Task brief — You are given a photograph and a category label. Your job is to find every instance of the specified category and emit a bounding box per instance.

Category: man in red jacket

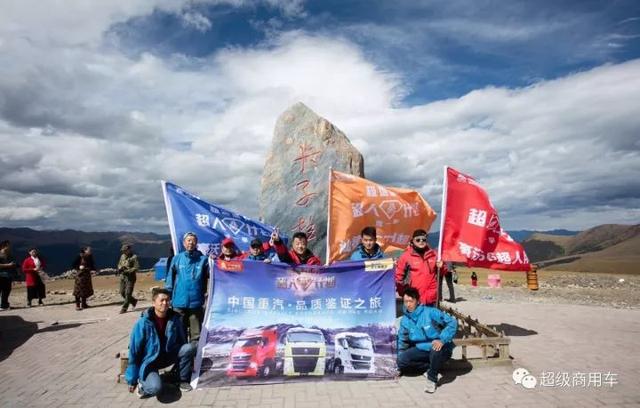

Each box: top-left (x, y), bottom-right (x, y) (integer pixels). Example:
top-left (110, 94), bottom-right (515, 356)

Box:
top-left (270, 230), bottom-right (321, 266)
top-left (218, 238), bottom-right (244, 261)
top-left (395, 229), bottom-right (446, 306)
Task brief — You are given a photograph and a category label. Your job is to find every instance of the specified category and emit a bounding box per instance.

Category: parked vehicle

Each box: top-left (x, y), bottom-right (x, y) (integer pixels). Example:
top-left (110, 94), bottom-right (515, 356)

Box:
top-left (226, 328), bottom-right (279, 378)
top-left (283, 327), bottom-right (326, 376)
top-left (331, 332), bottom-right (375, 375)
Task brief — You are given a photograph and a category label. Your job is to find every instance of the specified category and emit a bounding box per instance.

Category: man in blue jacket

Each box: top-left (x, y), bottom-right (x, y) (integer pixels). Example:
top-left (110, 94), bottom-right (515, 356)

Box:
top-left (165, 232), bottom-right (209, 343)
top-left (126, 288), bottom-right (196, 397)
top-left (397, 286), bottom-right (457, 393)
top-left (349, 226), bottom-right (385, 260)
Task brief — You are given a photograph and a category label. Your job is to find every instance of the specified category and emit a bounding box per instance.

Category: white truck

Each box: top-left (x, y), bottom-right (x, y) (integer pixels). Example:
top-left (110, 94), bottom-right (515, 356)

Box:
top-left (283, 327), bottom-right (326, 376)
top-left (331, 332), bottom-right (375, 375)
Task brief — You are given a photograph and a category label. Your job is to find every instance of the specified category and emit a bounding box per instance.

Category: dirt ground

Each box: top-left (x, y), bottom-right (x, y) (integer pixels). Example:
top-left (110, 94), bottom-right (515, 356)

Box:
top-left (6, 268), bottom-right (640, 311)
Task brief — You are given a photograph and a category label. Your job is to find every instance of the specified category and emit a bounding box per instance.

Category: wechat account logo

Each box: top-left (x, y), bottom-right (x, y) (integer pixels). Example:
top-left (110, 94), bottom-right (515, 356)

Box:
top-left (513, 368), bottom-right (537, 389)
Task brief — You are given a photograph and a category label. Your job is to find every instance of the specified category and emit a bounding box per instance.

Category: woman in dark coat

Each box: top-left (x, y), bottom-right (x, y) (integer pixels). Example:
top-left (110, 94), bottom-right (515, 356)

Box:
top-left (72, 246), bottom-right (95, 310)
top-left (21, 248), bottom-right (47, 306)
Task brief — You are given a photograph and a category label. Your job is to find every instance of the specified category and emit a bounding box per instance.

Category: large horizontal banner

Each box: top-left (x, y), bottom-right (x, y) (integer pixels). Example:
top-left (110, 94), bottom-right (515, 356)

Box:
top-left (192, 259), bottom-right (397, 388)
top-left (162, 181), bottom-right (285, 257)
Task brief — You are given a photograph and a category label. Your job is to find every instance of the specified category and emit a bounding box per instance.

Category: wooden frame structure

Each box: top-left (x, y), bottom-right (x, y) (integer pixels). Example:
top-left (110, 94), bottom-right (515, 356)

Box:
top-left (441, 305), bottom-right (512, 367)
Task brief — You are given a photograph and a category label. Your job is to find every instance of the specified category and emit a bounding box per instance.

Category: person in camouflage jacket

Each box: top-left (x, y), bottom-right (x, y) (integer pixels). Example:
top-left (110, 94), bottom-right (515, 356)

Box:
top-left (118, 244), bottom-right (140, 314)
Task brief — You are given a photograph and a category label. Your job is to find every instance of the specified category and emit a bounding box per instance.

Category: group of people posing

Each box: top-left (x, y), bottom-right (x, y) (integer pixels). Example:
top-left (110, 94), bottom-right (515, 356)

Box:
top-left (0, 241), bottom-right (142, 314)
top-left (126, 226), bottom-right (458, 398)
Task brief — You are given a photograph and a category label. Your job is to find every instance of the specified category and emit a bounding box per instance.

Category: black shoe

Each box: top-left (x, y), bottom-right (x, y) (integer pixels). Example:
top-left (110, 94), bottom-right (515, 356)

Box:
top-left (119, 309), bottom-right (127, 314)
top-left (131, 298), bottom-right (138, 309)
top-left (38, 300), bottom-right (44, 305)
top-left (179, 382), bottom-right (192, 392)
top-left (82, 304), bottom-right (90, 309)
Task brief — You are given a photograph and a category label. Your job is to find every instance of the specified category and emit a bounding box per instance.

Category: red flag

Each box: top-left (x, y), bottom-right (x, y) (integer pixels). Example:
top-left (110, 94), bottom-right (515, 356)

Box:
top-left (438, 166), bottom-right (530, 271)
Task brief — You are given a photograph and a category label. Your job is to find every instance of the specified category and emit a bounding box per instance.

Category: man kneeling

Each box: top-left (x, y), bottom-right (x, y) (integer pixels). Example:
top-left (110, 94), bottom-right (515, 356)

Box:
top-left (126, 288), bottom-right (196, 398)
top-left (397, 287), bottom-right (457, 393)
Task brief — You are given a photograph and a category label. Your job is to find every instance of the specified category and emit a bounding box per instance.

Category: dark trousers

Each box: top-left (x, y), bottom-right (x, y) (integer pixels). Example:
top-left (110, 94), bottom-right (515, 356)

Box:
top-left (174, 307), bottom-right (204, 343)
top-left (398, 345), bottom-right (453, 382)
top-left (27, 278), bottom-right (46, 303)
top-left (0, 276), bottom-right (12, 309)
top-left (138, 343), bottom-right (196, 396)
top-left (119, 276), bottom-right (137, 310)
top-left (75, 296), bottom-right (88, 308)
top-left (438, 272), bottom-right (455, 301)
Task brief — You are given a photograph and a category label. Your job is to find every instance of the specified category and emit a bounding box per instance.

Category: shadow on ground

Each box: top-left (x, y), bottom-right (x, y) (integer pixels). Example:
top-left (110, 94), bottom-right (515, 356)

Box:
top-left (489, 323), bottom-right (538, 336)
top-left (156, 384), bottom-right (182, 404)
top-left (0, 315), bottom-right (96, 362)
top-left (7, 300), bottom-right (127, 310)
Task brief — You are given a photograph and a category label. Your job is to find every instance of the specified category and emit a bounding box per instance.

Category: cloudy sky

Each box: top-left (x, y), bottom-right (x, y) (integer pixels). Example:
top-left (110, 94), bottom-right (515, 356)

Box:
top-left (1, 0), bottom-right (639, 233)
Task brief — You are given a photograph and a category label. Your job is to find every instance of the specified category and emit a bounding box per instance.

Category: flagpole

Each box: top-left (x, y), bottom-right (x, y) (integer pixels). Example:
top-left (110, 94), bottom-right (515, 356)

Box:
top-left (437, 165), bottom-right (449, 262)
top-left (436, 166), bottom-right (449, 309)
top-left (325, 168), bottom-right (333, 265)
top-left (161, 180), bottom-right (179, 254)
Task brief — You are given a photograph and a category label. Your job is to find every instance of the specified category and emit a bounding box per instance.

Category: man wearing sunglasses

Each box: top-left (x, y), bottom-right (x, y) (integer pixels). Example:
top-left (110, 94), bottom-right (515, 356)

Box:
top-left (395, 229), bottom-right (447, 306)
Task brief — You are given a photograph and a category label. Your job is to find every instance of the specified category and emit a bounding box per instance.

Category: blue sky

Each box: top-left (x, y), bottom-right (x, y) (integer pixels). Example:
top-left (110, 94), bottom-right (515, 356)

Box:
top-left (0, 0), bottom-right (638, 232)
top-left (111, 0), bottom-right (640, 102)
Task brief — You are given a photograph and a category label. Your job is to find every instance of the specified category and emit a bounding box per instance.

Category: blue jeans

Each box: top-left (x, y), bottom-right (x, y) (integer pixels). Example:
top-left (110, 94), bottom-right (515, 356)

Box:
top-left (398, 344), bottom-right (452, 382)
top-left (139, 343), bottom-right (196, 396)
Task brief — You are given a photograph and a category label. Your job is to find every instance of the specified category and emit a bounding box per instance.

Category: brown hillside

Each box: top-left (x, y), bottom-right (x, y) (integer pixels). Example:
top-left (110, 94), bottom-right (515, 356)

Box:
top-left (540, 233), bottom-right (640, 274)
top-left (565, 224), bottom-right (640, 254)
top-left (527, 233), bottom-right (573, 247)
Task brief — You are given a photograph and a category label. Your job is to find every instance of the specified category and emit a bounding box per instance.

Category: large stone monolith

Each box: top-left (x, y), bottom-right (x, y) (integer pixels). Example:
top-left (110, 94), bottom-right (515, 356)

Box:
top-left (260, 102), bottom-right (365, 261)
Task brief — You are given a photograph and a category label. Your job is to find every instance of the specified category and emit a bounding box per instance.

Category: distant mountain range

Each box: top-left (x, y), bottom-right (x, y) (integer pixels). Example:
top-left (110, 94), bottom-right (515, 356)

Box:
top-left (521, 224), bottom-right (640, 274)
top-left (0, 228), bottom-right (171, 276)
top-left (2, 225), bottom-right (636, 276)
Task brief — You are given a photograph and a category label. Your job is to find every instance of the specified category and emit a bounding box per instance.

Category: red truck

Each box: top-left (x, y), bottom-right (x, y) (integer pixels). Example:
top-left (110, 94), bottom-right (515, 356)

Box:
top-left (226, 328), bottom-right (279, 378)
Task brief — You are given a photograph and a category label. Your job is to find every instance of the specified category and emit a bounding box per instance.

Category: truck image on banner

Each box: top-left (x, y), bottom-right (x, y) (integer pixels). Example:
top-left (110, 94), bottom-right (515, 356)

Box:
top-left (330, 332), bottom-right (375, 375)
top-left (191, 259), bottom-right (397, 388)
top-left (226, 328), bottom-right (280, 378)
top-left (284, 328), bottom-right (326, 376)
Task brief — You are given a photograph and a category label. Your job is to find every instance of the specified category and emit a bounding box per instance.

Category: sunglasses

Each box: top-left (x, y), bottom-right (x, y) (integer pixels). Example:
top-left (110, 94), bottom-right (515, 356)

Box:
top-left (413, 237), bottom-right (428, 243)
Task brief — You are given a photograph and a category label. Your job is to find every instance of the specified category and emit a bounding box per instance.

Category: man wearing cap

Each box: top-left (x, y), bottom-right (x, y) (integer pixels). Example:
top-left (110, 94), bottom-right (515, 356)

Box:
top-left (243, 238), bottom-right (272, 262)
top-left (218, 238), bottom-right (243, 261)
top-left (118, 244), bottom-right (140, 314)
top-left (395, 229), bottom-right (447, 306)
top-left (165, 232), bottom-right (209, 343)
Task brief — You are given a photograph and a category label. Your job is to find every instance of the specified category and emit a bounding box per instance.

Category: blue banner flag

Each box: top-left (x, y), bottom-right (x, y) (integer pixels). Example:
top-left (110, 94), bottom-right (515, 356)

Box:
top-left (192, 259), bottom-right (397, 388)
top-left (162, 181), bottom-right (284, 257)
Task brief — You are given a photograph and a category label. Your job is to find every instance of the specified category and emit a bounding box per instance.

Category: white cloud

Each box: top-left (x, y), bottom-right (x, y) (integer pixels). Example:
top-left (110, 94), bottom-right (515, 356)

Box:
top-left (181, 11), bottom-right (213, 32)
top-left (0, 2), bottom-right (638, 233)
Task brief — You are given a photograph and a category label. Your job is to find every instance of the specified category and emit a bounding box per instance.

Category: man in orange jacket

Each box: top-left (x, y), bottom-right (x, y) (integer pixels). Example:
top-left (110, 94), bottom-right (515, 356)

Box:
top-left (395, 229), bottom-right (446, 306)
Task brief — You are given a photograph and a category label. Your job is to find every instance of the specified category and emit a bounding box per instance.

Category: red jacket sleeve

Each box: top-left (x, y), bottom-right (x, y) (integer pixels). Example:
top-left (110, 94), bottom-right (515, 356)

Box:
top-left (22, 257), bottom-right (35, 273)
top-left (272, 240), bottom-right (288, 256)
top-left (307, 255), bottom-right (322, 265)
top-left (395, 252), bottom-right (409, 296)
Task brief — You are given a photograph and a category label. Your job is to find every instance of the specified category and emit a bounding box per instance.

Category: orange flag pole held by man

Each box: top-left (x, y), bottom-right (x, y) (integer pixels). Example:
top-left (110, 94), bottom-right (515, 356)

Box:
top-left (437, 166), bottom-right (530, 272)
top-left (327, 170), bottom-right (437, 264)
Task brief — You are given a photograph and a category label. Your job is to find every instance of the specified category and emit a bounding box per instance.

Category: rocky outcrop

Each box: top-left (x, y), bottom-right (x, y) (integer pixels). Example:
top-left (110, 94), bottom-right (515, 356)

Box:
top-left (260, 102), bottom-right (364, 261)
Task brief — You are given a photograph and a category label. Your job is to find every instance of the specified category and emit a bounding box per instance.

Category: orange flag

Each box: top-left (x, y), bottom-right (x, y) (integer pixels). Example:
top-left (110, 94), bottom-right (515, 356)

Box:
top-left (327, 170), bottom-right (437, 263)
